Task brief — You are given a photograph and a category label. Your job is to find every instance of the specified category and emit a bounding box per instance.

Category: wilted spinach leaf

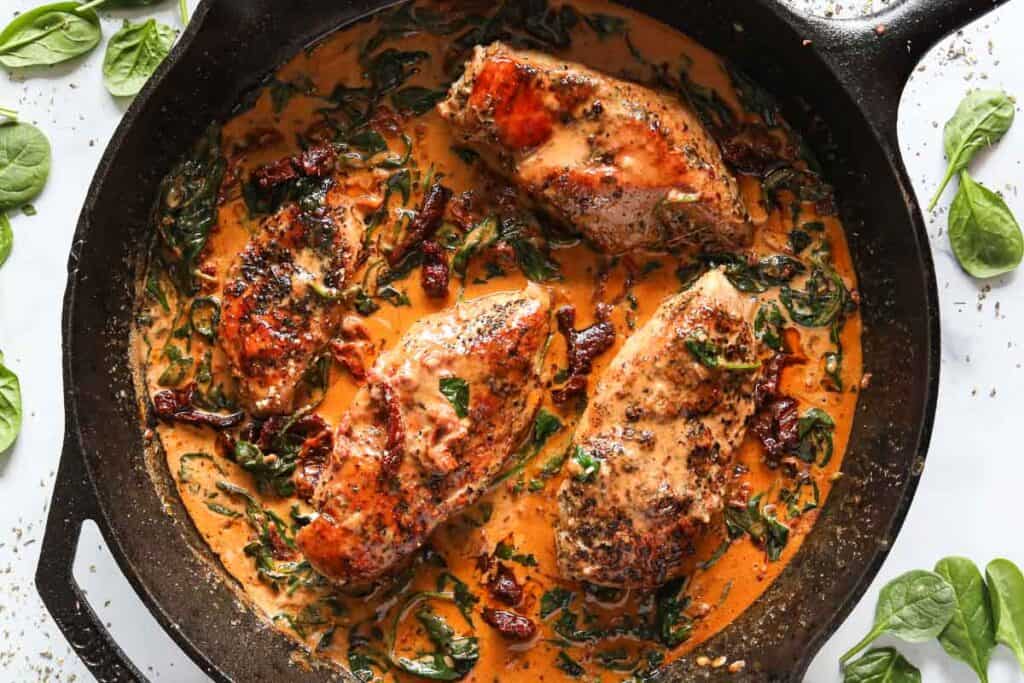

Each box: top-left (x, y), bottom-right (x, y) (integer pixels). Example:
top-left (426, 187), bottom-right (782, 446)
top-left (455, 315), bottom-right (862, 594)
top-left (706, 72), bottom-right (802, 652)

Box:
top-left (391, 86), bottom-right (446, 115)
top-left (584, 13), bottom-right (627, 39)
top-left (156, 125), bottom-right (226, 294)
top-left (795, 408), bottom-right (835, 466)
top-left (755, 302), bottom-right (784, 351)
top-left (439, 377), bottom-right (470, 418)
top-left (780, 265), bottom-right (853, 327)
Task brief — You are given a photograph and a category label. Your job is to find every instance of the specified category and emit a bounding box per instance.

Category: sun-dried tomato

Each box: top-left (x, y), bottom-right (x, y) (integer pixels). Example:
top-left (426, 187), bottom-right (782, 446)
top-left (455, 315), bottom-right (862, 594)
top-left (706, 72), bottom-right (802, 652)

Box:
top-left (296, 145), bottom-right (337, 176)
top-left (487, 563), bottom-right (523, 606)
top-left (551, 305), bottom-right (615, 403)
top-left (153, 384), bottom-right (244, 429)
top-left (379, 383), bottom-right (405, 479)
top-left (751, 395), bottom-right (800, 463)
top-left (252, 157), bottom-right (299, 190)
top-left (481, 608), bottom-right (536, 641)
top-left (420, 240), bottom-right (449, 298)
top-left (390, 183), bottom-right (453, 266)
top-left (295, 425), bottom-right (333, 501)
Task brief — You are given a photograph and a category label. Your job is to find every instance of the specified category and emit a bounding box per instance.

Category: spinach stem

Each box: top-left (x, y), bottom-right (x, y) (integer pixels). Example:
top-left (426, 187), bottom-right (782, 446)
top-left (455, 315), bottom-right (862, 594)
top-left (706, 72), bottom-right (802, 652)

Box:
top-left (75, 0), bottom-right (106, 13)
top-left (927, 163), bottom-right (957, 212)
top-left (838, 626), bottom-right (882, 666)
top-left (179, 0), bottom-right (189, 25)
top-left (0, 107), bottom-right (16, 120)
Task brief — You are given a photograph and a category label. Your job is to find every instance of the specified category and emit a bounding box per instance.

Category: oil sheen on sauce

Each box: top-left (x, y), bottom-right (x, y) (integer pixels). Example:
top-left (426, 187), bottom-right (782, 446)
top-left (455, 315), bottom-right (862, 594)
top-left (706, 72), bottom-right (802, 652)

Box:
top-left (133, 2), bottom-right (864, 680)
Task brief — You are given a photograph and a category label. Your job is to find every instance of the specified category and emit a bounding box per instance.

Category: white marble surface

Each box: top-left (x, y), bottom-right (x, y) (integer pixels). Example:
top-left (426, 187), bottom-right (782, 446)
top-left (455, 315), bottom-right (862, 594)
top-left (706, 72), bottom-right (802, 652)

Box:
top-left (1, 1), bottom-right (1023, 681)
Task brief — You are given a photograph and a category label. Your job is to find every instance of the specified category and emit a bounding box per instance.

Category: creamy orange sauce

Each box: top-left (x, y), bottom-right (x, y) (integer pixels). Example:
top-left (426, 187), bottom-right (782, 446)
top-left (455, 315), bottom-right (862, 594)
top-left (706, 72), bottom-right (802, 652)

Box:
top-left (134, 2), bottom-right (863, 680)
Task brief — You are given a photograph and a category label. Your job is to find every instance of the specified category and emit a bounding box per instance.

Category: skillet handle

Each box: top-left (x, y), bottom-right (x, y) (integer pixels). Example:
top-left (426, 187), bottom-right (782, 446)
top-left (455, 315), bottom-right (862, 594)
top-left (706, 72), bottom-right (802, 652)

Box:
top-left (801, 0), bottom-right (1012, 146)
top-left (35, 434), bottom-right (146, 683)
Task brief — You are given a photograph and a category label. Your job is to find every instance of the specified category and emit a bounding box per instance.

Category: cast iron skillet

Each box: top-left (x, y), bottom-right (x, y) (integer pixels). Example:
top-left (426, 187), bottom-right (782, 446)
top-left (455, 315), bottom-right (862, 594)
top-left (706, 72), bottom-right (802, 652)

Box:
top-left (34, 0), bottom-right (1011, 680)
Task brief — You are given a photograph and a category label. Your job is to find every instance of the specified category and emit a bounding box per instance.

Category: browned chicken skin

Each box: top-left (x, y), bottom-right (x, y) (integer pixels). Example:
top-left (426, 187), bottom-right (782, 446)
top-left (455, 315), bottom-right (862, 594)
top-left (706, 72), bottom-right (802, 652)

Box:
top-left (219, 186), bottom-right (364, 415)
top-left (296, 286), bottom-right (551, 585)
top-left (556, 269), bottom-right (760, 588)
top-left (438, 43), bottom-right (752, 254)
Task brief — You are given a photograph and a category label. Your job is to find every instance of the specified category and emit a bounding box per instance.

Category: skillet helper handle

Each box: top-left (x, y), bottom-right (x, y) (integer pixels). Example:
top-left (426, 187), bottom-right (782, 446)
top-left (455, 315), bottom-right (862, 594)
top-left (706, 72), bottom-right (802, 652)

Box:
top-left (35, 434), bottom-right (146, 683)
top-left (801, 0), bottom-right (1012, 147)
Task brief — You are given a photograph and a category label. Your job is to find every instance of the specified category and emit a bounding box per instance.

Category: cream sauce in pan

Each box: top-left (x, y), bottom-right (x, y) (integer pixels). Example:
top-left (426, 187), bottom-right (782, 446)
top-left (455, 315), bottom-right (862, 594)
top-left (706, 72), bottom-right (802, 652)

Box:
top-left (133, 1), bottom-right (863, 679)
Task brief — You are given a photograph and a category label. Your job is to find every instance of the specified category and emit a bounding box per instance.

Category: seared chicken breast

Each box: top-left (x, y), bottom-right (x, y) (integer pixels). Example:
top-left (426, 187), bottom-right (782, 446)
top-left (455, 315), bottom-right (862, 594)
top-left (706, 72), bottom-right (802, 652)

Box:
top-left (438, 43), bottom-right (751, 254)
top-left (296, 286), bottom-right (551, 585)
top-left (219, 188), bottom-right (363, 415)
top-left (556, 270), bottom-right (759, 588)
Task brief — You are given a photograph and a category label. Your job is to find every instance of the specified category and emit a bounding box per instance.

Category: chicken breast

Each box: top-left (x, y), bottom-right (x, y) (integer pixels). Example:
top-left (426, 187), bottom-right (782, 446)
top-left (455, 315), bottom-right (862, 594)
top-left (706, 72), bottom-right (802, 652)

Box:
top-left (219, 186), bottom-right (363, 415)
top-left (556, 269), bottom-right (759, 588)
top-left (438, 43), bottom-right (751, 254)
top-left (296, 286), bottom-right (551, 585)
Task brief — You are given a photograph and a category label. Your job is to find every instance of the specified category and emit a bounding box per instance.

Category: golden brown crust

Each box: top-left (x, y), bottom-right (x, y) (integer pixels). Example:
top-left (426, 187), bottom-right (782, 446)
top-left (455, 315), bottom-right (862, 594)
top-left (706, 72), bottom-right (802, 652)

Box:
top-left (555, 270), bottom-right (760, 588)
top-left (438, 42), bottom-right (752, 254)
top-left (296, 286), bottom-right (552, 585)
top-left (218, 189), bottom-right (363, 416)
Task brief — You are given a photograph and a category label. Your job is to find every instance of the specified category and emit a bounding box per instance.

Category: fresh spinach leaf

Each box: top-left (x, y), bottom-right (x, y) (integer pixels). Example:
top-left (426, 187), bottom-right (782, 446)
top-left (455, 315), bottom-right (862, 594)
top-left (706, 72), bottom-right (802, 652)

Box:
top-left (985, 558), bottom-right (1024, 671)
top-left (0, 351), bottom-right (22, 454)
top-left (948, 172), bottom-right (1024, 278)
top-left (934, 556), bottom-right (996, 682)
top-left (839, 570), bottom-right (956, 665)
top-left (0, 121), bottom-right (51, 211)
top-left (439, 377), bottom-right (469, 418)
top-left (103, 19), bottom-right (177, 97)
top-left (843, 647), bottom-right (921, 683)
top-left (0, 212), bottom-right (11, 268)
top-left (928, 90), bottom-right (1015, 211)
top-left (0, 2), bottom-right (101, 68)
